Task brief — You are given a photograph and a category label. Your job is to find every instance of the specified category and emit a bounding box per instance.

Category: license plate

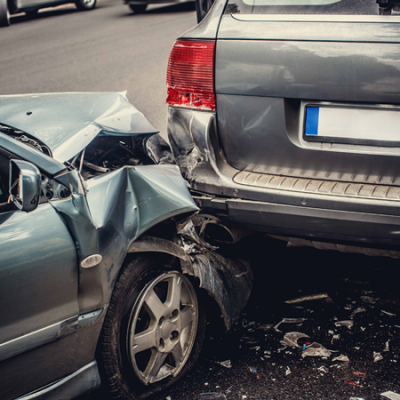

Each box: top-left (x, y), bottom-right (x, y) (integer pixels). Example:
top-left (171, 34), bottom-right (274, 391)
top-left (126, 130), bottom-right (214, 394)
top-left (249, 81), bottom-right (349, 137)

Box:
top-left (304, 106), bottom-right (400, 144)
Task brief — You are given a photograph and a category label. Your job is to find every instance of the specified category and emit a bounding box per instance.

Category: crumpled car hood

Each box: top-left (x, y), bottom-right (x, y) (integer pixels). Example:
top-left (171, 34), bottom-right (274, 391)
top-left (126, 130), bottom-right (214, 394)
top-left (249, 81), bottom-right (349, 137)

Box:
top-left (0, 92), bottom-right (158, 163)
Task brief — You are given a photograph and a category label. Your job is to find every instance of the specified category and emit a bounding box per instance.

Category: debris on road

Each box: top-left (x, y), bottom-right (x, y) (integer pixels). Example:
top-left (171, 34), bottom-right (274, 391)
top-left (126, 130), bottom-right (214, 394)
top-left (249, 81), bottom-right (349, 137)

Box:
top-left (361, 296), bottom-right (377, 304)
top-left (285, 366), bottom-right (291, 376)
top-left (198, 394), bottom-right (227, 400)
top-left (215, 360), bottom-right (232, 369)
top-left (352, 371), bottom-right (367, 376)
top-left (381, 392), bottom-right (400, 400)
top-left (249, 367), bottom-right (257, 374)
top-left (332, 355), bottom-right (350, 362)
top-left (345, 381), bottom-right (364, 388)
top-left (350, 307), bottom-right (367, 319)
top-left (281, 332), bottom-right (310, 348)
top-left (374, 352), bottom-right (383, 362)
top-left (302, 342), bottom-right (333, 358)
top-left (285, 293), bottom-right (331, 304)
top-left (381, 310), bottom-right (396, 317)
top-left (335, 320), bottom-right (354, 329)
top-left (384, 340), bottom-right (391, 352)
top-left (273, 318), bottom-right (306, 332)
top-left (317, 366), bottom-right (329, 374)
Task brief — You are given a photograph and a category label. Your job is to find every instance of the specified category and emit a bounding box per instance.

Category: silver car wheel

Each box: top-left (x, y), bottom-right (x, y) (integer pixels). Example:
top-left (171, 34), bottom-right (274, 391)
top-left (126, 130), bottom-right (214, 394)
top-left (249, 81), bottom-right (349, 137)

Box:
top-left (127, 271), bottom-right (198, 385)
top-left (82, 0), bottom-right (95, 7)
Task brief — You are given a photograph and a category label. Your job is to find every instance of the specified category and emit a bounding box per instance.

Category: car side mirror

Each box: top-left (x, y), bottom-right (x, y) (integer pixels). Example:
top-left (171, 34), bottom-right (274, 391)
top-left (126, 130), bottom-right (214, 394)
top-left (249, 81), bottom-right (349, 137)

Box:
top-left (9, 159), bottom-right (41, 212)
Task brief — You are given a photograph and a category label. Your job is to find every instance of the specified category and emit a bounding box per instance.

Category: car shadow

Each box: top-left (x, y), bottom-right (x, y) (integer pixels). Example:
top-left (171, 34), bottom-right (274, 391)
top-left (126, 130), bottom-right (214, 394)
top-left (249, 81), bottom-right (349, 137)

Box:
top-left (11, 6), bottom-right (78, 24)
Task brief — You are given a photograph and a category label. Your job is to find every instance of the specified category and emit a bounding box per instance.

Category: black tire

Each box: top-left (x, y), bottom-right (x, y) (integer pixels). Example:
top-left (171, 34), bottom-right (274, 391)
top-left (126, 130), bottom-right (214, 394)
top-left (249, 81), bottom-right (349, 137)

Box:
top-left (0, 0), bottom-right (10, 27)
top-left (75, 0), bottom-right (96, 11)
top-left (99, 254), bottom-right (206, 400)
top-left (129, 4), bottom-right (147, 13)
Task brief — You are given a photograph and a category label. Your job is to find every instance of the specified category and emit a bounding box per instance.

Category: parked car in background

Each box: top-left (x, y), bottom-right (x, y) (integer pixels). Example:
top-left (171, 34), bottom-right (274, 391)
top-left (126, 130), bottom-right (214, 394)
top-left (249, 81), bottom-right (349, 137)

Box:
top-left (0, 92), bottom-right (252, 400)
top-left (166, 0), bottom-right (400, 258)
top-left (0, 0), bottom-right (96, 27)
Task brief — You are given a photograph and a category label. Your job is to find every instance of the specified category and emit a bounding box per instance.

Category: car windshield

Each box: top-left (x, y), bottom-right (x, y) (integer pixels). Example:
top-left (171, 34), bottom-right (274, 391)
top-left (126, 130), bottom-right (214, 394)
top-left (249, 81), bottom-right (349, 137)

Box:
top-left (225, 0), bottom-right (383, 15)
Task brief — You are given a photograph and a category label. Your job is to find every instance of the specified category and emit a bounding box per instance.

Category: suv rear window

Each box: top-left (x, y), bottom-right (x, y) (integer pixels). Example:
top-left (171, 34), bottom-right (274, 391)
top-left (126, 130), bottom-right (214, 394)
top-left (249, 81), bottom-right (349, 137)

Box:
top-left (225, 0), bottom-right (381, 15)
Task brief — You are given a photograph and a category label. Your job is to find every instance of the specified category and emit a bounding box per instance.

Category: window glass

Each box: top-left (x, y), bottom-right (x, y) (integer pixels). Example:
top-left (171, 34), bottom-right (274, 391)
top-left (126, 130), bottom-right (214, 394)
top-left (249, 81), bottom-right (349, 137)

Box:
top-left (226, 0), bottom-right (381, 15)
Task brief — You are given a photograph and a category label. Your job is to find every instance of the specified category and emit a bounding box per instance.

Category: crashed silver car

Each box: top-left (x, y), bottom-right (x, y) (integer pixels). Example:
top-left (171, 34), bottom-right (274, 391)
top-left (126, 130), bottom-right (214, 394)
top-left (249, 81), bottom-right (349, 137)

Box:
top-left (0, 92), bottom-right (252, 400)
top-left (166, 0), bottom-right (400, 258)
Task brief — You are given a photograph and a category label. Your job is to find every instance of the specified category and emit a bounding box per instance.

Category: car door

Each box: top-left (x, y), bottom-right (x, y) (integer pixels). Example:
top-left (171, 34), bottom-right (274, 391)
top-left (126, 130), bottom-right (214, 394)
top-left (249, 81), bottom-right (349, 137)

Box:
top-left (0, 156), bottom-right (81, 399)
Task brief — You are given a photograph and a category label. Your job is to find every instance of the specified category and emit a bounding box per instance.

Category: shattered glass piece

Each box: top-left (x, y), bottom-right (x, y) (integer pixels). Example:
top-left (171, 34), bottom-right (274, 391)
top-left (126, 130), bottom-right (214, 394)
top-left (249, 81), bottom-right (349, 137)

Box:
top-left (374, 352), bottom-right (383, 362)
top-left (285, 293), bottom-right (331, 304)
top-left (381, 392), bottom-right (400, 400)
top-left (332, 355), bottom-right (350, 362)
top-left (302, 343), bottom-right (332, 359)
top-left (281, 332), bottom-right (310, 348)
top-left (249, 367), bottom-right (257, 374)
top-left (215, 360), bottom-right (232, 369)
top-left (335, 320), bottom-right (354, 329)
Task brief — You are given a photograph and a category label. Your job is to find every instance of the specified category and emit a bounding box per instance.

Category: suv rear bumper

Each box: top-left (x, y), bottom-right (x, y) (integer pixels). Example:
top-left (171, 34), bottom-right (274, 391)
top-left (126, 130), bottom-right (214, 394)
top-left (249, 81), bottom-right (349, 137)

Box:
top-left (167, 106), bottom-right (400, 248)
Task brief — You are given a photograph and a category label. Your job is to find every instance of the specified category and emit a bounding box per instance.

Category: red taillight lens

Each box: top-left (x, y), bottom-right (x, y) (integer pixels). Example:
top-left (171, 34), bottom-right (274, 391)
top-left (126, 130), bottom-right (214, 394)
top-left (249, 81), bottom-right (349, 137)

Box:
top-left (166, 40), bottom-right (216, 111)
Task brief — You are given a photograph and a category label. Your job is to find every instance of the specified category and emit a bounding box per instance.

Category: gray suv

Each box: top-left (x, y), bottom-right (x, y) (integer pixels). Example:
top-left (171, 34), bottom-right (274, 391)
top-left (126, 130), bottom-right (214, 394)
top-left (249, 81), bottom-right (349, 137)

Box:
top-left (166, 0), bottom-right (400, 254)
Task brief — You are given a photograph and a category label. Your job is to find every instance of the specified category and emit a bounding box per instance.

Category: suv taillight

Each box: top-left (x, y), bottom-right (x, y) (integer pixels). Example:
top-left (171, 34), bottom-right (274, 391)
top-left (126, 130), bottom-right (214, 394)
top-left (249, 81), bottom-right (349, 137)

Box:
top-left (166, 40), bottom-right (216, 111)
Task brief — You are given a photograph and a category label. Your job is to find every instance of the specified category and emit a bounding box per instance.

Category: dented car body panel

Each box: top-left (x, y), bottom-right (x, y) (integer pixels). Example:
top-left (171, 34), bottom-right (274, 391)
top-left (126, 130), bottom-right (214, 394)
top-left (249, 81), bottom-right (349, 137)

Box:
top-left (0, 93), bottom-right (253, 400)
top-left (0, 92), bottom-right (159, 163)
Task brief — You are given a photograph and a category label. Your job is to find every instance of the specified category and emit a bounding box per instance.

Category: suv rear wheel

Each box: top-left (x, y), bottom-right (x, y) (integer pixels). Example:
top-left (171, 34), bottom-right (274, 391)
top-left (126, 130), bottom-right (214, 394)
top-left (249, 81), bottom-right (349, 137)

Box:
top-left (75, 0), bottom-right (96, 11)
top-left (99, 255), bottom-right (206, 399)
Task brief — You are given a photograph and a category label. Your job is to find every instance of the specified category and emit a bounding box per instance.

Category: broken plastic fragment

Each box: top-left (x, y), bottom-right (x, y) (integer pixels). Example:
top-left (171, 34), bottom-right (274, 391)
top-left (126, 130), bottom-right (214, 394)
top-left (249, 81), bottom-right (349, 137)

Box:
top-left (335, 320), bottom-right (354, 329)
top-left (257, 324), bottom-right (273, 331)
top-left (273, 318), bottom-right (306, 332)
top-left (302, 342), bottom-right (332, 359)
top-left (350, 307), bottom-right (367, 319)
top-left (198, 394), bottom-right (227, 400)
top-left (285, 366), bottom-right (291, 376)
top-left (346, 381), bottom-right (363, 388)
top-left (285, 293), bottom-right (331, 304)
top-left (381, 310), bottom-right (396, 317)
top-left (361, 296), bottom-right (376, 304)
top-left (353, 371), bottom-right (367, 376)
top-left (215, 360), bottom-right (232, 369)
top-left (332, 355), bottom-right (350, 362)
top-left (281, 332), bottom-right (310, 348)
top-left (374, 352), bottom-right (383, 362)
top-left (349, 397), bottom-right (365, 400)
top-left (381, 391), bottom-right (400, 400)
top-left (249, 366), bottom-right (257, 374)
top-left (384, 340), bottom-right (390, 352)
top-left (317, 366), bottom-right (329, 374)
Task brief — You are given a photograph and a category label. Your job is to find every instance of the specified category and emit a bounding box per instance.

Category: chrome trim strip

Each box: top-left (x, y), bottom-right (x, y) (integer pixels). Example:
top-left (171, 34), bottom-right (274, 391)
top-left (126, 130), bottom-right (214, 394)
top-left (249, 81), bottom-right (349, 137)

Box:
top-left (16, 361), bottom-right (101, 400)
top-left (0, 308), bottom-right (103, 362)
top-left (231, 14), bottom-right (400, 23)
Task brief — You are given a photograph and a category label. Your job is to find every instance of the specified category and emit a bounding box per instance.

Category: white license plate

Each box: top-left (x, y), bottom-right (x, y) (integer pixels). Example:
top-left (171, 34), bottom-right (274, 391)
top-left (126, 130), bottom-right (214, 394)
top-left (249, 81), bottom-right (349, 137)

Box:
top-left (305, 106), bottom-right (400, 143)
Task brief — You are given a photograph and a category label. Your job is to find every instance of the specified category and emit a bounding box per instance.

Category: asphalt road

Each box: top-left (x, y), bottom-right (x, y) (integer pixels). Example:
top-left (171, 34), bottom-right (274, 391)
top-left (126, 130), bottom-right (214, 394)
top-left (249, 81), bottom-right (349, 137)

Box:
top-left (0, 0), bottom-right (197, 137)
